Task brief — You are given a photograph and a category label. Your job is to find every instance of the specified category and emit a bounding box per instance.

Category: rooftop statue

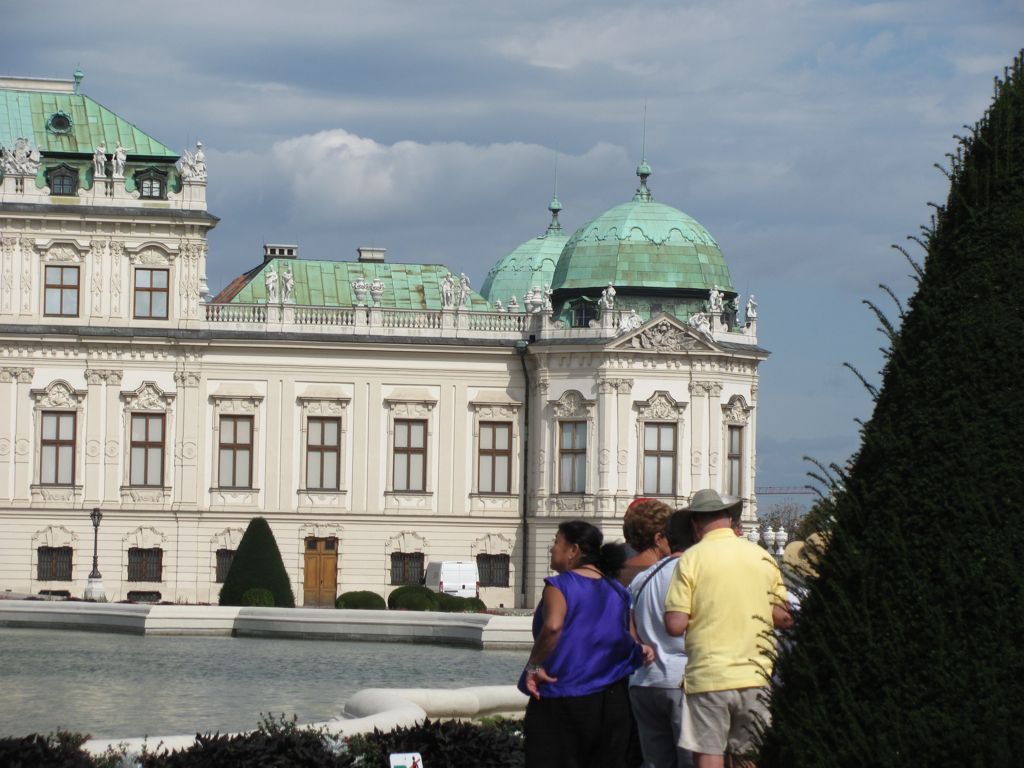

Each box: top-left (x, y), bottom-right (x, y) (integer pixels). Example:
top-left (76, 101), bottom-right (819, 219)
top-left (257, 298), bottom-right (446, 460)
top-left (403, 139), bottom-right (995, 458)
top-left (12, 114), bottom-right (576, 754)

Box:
top-left (177, 141), bottom-right (207, 181)
top-left (112, 141), bottom-right (127, 178)
top-left (508, 295), bottom-right (519, 312)
top-left (617, 309), bottom-right (643, 334)
top-left (599, 282), bottom-right (616, 310)
top-left (369, 278), bottom-right (385, 304)
top-left (708, 285), bottom-right (724, 314)
top-left (688, 311), bottom-right (713, 340)
top-left (351, 278), bottom-right (368, 304)
top-left (746, 294), bottom-right (758, 320)
top-left (456, 273), bottom-right (471, 308)
top-left (93, 143), bottom-right (107, 178)
top-left (0, 138), bottom-right (40, 175)
top-left (281, 265), bottom-right (295, 303)
top-left (265, 264), bottom-right (279, 303)
top-left (441, 272), bottom-right (455, 309)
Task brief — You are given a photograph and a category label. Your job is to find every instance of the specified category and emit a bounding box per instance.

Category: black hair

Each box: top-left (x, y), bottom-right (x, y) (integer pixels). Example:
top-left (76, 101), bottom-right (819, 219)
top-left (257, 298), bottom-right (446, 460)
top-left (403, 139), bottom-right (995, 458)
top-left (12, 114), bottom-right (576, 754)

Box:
top-left (667, 510), bottom-right (695, 553)
top-left (557, 519), bottom-right (628, 579)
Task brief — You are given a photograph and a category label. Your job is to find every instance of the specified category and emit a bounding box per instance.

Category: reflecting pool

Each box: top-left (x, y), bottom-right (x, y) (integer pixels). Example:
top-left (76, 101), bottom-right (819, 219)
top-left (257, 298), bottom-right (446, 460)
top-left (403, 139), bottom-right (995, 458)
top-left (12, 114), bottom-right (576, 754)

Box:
top-left (0, 628), bottom-right (526, 739)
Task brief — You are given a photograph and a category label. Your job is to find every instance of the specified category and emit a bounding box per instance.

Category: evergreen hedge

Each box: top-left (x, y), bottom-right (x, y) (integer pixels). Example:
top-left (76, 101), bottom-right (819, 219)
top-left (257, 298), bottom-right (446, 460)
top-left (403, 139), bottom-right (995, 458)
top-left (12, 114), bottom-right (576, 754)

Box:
top-left (759, 53), bottom-right (1024, 766)
top-left (218, 518), bottom-right (295, 608)
top-left (241, 587), bottom-right (274, 607)
top-left (335, 591), bottom-right (386, 610)
top-left (387, 585), bottom-right (439, 611)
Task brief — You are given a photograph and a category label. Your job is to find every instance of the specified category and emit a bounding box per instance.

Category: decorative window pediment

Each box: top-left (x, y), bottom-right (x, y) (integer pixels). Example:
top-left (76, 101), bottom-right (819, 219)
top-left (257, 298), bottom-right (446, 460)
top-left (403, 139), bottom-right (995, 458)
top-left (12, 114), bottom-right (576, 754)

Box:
top-left (31, 380), bottom-right (85, 409)
top-left (551, 390), bottom-right (594, 419)
top-left (471, 533), bottom-right (513, 556)
top-left (31, 525), bottom-right (78, 548)
top-left (385, 530), bottom-right (428, 554)
top-left (122, 525), bottom-right (167, 550)
top-left (635, 390), bottom-right (687, 421)
top-left (722, 394), bottom-right (752, 425)
top-left (121, 382), bottom-right (174, 411)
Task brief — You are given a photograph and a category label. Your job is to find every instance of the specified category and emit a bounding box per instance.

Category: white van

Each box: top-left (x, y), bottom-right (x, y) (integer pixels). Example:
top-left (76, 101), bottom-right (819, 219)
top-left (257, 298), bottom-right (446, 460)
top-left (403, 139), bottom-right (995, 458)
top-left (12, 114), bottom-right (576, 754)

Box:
top-left (424, 561), bottom-right (479, 598)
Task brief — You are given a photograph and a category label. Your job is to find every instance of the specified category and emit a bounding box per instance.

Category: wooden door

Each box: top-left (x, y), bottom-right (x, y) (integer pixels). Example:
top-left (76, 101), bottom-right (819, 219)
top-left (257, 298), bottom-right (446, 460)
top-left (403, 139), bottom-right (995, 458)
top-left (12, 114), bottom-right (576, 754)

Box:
top-left (303, 537), bottom-right (338, 608)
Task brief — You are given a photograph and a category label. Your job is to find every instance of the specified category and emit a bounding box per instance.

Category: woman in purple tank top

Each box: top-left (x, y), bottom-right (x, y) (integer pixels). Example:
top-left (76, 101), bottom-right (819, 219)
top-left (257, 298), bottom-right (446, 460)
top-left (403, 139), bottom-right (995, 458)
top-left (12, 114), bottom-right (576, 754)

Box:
top-left (519, 520), bottom-right (653, 767)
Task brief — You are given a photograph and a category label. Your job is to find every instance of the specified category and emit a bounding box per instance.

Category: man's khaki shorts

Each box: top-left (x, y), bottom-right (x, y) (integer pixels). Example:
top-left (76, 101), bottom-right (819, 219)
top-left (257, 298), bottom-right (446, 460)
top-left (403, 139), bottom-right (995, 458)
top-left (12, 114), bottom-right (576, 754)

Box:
top-left (679, 686), bottom-right (770, 756)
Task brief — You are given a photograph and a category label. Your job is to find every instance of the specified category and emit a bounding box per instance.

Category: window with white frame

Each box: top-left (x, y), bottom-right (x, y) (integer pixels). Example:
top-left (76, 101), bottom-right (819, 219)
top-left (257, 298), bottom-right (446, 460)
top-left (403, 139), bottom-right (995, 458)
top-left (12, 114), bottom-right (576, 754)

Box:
top-left (218, 415), bottom-right (254, 489)
top-left (643, 423), bottom-right (677, 496)
top-left (40, 411), bottom-right (76, 486)
top-left (306, 417), bottom-right (341, 491)
top-left (635, 390), bottom-right (686, 499)
top-left (478, 421), bottom-right (512, 494)
top-left (558, 421), bottom-right (587, 494)
top-left (129, 413), bottom-right (165, 487)
top-left (393, 418), bottom-right (427, 492)
top-left (722, 395), bottom-right (752, 498)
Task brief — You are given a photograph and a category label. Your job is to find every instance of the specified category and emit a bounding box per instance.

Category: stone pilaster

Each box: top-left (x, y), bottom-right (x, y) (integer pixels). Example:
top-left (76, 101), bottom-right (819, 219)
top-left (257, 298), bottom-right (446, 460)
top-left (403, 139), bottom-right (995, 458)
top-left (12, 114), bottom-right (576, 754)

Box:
top-left (83, 369), bottom-right (106, 505)
top-left (102, 370), bottom-right (122, 504)
top-left (173, 370), bottom-right (201, 507)
top-left (705, 381), bottom-right (723, 491)
top-left (615, 378), bottom-right (633, 496)
top-left (597, 378), bottom-right (616, 495)
top-left (688, 380), bottom-right (707, 493)
top-left (11, 367), bottom-right (34, 502)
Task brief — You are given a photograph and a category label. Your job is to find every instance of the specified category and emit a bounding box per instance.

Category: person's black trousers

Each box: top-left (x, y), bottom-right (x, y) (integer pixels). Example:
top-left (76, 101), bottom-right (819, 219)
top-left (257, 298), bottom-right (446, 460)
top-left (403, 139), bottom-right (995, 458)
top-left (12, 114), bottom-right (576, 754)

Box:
top-left (525, 677), bottom-right (632, 768)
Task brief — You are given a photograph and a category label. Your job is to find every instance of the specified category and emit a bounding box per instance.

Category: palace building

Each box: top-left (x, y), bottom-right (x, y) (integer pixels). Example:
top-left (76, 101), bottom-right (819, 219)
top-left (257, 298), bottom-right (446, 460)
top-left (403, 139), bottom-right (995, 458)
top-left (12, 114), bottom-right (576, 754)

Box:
top-left (0, 73), bottom-right (767, 607)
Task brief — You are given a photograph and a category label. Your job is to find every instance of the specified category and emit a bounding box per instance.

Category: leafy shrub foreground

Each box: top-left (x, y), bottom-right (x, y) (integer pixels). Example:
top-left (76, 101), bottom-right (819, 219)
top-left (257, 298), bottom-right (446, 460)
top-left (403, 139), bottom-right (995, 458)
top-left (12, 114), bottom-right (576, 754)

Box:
top-left (435, 593), bottom-right (487, 613)
top-left (0, 717), bottom-right (525, 768)
top-left (386, 585), bottom-right (439, 611)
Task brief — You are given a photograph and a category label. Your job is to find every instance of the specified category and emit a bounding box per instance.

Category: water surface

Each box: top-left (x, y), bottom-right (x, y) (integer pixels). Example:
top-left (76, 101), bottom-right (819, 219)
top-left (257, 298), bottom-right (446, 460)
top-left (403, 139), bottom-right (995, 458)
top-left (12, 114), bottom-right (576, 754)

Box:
top-left (0, 628), bottom-right (525, 739)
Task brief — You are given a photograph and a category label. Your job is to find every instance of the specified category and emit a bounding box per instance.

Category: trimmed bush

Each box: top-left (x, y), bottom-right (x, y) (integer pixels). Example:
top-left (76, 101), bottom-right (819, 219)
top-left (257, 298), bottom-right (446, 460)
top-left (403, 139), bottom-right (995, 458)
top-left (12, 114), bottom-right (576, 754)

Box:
top-left (759, 54), bottom-right (1024, 767)
top-left (387, 585), bottom-right (439, 611)
top-left (241, 588), bottom-right (274, 607)
top-left (345, 717), bottom-right (524, 767)
top-left (218, 517), bottom-right (295, 608)
top-left (435, 593), bottom-right (487, 613)
top-left (335, 590), bottom-right (386, 610)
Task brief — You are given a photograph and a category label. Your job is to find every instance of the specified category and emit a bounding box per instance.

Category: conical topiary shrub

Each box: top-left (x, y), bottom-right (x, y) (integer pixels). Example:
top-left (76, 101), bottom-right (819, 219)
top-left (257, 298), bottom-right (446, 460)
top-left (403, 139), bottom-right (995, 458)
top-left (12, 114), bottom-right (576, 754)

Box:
top-left (219, 517), bottom-right (295, 608)
top-left (759, 54), bottom-right (1024, 766)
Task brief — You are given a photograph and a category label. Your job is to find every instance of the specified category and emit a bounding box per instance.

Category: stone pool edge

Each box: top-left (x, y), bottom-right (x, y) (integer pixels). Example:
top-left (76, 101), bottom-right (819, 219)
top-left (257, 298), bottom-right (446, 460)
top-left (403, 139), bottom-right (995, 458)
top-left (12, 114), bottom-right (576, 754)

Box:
top-left (0, 600), bottom-right (533, 650)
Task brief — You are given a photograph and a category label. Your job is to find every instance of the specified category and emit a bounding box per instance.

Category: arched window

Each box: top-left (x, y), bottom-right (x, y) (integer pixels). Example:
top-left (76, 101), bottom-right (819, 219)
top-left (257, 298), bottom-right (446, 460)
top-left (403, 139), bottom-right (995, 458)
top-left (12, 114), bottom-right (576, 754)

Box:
top-left (47, 165), bottom-right (78, 196)
top-left (135, 168), bottom-right (168, 199)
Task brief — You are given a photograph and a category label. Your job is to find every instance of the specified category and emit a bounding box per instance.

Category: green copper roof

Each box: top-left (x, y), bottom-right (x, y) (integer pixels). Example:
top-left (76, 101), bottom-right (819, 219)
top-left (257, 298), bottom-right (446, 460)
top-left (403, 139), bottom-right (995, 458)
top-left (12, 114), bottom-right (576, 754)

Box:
top-left (229, 259), bottom-right (492, 311)
top-left (480, 196), bottom-right (568, 305)
top-left (552, 164), bottom-right (733, 292)
top-left (0, 85), bottom-right (178, 158)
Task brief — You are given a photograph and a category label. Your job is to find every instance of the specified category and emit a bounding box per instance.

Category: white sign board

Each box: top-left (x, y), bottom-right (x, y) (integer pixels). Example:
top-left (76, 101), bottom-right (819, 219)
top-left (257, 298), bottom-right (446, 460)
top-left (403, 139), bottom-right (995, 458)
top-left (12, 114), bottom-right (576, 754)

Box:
top-left (389, 753), bottom-right (424, 768)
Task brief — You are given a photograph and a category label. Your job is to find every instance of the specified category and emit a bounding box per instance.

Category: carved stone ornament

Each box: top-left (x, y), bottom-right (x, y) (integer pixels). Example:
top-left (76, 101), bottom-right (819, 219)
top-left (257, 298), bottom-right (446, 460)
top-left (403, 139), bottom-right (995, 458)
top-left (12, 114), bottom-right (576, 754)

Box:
top-left (31, 380), bottom-right (85, 409)
top-left (213, 396), bottom-right (261, 414)
top-left (31, 524), bottom-right (78, 548)
top-left (123, 525), bottom-right (167, 550)
top-left (388, 400), bottom-right (435, 418)
top-left (173, 371), bottom-right (201, 387)
top-left (386, 493), bottom-right (430, 509)
top-left (125, 488), bottom-right (167, 504)
top-left (615, 378), bottom-right (634, 395)
top-left (0, 438), bottom-right (9, 457)
top-left (723, 395), bottom-right (752, 425)
top-left (45, 245), bottom-right (81, 263)
top-left (637, 391), bottom-right (686, 421)
top-left (472, 403), bottom-right (518, 420)
top-left (1, 366), bottom-right (34, 384)
top-left (386, 530), bottom-right (428, 553)
top-left (552, 390), bottom-right (593, 419)
top-left (135, 248), bottom-right (170, 266)
top-left (301, 398), bottom-right (347, 416)
top-left (471, 532), bottom-right (513, 556)
top-left (555, 496), bottom-right (585, 512)
top-left (121, 382), bottom-right (173, 411)
top-left (629, 320), bottom-right (704, 352)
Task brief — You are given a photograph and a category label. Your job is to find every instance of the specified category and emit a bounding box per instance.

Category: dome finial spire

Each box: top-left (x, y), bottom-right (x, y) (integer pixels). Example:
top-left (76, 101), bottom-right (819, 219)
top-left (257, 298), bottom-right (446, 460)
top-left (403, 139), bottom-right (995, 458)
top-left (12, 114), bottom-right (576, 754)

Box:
top-left (634, 102), bottom-right (653, 202)
top-left (547, 152), bottom-right (563, 233)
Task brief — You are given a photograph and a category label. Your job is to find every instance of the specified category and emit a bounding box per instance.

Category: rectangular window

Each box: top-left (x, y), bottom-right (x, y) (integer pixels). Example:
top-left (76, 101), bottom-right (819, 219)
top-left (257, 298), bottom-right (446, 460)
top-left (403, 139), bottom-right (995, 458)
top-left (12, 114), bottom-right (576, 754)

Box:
top-left (44, 265), bottom-right (79, 317)
top-left (558, 421), bottom-right (587, 494)
top-left (218, 415), bottom-right (253, 489)
top-left (215, 548), bottom-right (235, 583)
top-left (129, 413), bottom-right (165, 486)
top-left (127, 547), bottom-right (163, 582)
top-left (643, 423), bottom-right (677, 496)
top-left (393, 418), bottom-right (427, 492)
top-left (37, 546), bottom-right (73, 581)
top-left (134, 268), bottom-right (169, 319)
top-left (478, 422), bottom-right (512, 494)
top-left (40, 411), bottom-right (76, 485)
top-left (727, 426), bottom-right (743, 497)
top-left (390, 551), bottom-right (424, 585)
top-left (306, 417), bottom-right (341, 490)
top-left (477, 553), bottom-right (510, 588)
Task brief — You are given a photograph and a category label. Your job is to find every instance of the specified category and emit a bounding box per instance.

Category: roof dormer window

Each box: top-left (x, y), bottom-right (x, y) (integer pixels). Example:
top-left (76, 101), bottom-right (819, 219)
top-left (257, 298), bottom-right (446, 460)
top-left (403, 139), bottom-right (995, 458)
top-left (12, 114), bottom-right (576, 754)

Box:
top-left (47, 165), bottom-right (78, 196)
top-left (135, 167), bottom-right (167, 199)
top-left (46, 111), bottom-right (73, 135)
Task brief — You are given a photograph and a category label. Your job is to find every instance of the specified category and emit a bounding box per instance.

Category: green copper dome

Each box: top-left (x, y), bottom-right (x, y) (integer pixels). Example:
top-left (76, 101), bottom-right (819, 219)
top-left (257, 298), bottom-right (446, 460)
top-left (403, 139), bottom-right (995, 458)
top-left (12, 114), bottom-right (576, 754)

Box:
top-left (480, 196), bottom-right (568, 306)
top-left (551, 163), bottom-right (733, 293)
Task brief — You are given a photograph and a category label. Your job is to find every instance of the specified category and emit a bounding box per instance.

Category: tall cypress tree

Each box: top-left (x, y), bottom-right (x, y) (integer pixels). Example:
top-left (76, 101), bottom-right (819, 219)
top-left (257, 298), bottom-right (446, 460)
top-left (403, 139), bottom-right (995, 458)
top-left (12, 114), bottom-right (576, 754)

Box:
top-left (760, 54), bottom-right (1024, 766)
top-left (219, 517), bottom-right (296, 608)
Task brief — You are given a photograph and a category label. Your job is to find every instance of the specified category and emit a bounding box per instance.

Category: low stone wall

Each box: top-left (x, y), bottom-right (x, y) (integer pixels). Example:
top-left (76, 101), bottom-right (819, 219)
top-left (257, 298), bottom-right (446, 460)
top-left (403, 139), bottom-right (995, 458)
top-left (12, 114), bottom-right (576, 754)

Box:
top-left (0, 600), bottom-right (532, 649)
top-left (83, 684), bottom-right (529, 757)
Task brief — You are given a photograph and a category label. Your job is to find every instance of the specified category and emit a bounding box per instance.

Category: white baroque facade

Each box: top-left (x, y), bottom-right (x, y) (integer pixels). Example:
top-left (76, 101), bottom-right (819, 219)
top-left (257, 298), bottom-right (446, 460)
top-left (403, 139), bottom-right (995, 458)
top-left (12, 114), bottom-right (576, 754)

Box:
top-left (0, 75), bottom-right (767, 608)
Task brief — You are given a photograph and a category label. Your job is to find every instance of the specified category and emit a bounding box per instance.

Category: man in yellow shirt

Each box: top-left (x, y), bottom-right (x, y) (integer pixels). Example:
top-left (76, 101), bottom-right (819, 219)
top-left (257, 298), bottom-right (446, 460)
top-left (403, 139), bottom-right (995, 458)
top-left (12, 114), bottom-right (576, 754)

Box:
top-left (664, 489), bottom-right (792, 768)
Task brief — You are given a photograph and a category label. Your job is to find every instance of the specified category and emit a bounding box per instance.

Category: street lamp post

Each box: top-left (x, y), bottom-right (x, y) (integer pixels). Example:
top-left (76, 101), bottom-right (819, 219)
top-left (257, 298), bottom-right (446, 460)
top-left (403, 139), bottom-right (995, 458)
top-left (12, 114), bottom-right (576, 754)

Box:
top-left (84, 507), bottom-right (106, 601)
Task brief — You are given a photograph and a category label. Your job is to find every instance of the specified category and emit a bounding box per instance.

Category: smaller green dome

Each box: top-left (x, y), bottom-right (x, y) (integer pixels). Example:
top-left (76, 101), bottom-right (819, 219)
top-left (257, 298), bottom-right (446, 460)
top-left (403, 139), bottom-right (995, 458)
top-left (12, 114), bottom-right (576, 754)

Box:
top-left (480, 197), bottom-right (569, 305)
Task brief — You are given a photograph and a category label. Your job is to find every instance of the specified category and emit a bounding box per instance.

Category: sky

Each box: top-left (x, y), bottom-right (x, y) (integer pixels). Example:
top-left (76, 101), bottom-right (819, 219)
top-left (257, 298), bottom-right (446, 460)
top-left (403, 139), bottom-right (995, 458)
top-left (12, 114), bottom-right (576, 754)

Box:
top-left (5, 0), bottom-right (1020, 498)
